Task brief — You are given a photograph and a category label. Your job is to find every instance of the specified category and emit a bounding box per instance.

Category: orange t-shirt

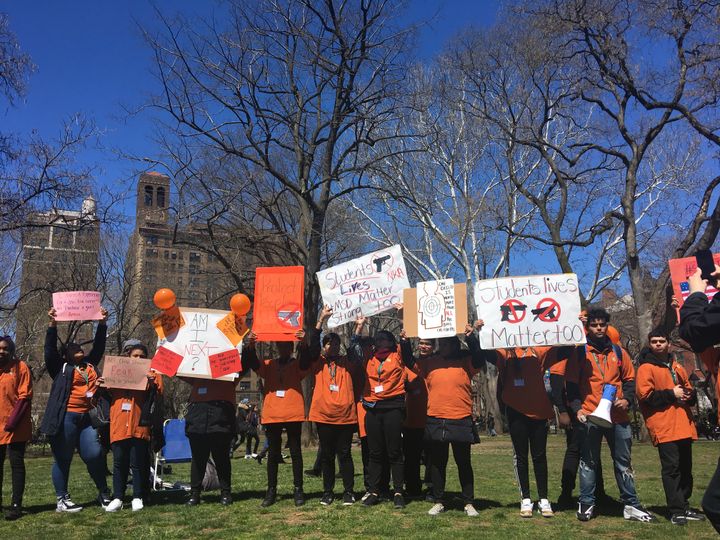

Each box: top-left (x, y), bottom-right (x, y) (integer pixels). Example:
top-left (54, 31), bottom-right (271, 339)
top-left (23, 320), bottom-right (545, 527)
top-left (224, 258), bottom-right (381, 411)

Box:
top-left (0, 359), bottom-right (33, 445)
top-left (308, 356), bottom-right (357, 425)
top-left (66, 364), bottom-right (98, 413)
top-left (636, 358), bottom-right (697, 445)
top-left (404, 366), bottom-right (427, 428)
top-left (417, 354), bottom-right (481, 420)
top-left (565, 344), bottom-right (634, 424)
top-left (363, 349), bottom-right (406, 403)
top-left (109, 370), bottom-right (164, 444)
top-left (188, 378), bottom-right (237, 403)
top-left (496, 347), bottom-right (560, 420)
top-left (256, 358), bottom-right (307, 424)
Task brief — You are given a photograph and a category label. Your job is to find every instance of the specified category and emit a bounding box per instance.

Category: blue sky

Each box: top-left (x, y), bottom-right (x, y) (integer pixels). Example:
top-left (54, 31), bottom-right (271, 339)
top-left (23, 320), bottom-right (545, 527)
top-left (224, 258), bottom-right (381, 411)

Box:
top-left (2, 0), bottom-right (499, 211)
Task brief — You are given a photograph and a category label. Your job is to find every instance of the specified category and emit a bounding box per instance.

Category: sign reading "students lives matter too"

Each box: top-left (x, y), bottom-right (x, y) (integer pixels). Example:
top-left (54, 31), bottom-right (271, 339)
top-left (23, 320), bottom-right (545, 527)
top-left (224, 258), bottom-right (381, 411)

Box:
top-left (318, 245), bottom-right (410, 329)
top-left (474, 274), bottom-right (586, 349)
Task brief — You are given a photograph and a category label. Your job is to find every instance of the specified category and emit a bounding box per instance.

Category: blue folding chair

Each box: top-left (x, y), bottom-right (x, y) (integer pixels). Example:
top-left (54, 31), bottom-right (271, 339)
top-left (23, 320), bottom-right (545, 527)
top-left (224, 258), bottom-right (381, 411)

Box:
top-left (152, 419), bottom-right (192, 492)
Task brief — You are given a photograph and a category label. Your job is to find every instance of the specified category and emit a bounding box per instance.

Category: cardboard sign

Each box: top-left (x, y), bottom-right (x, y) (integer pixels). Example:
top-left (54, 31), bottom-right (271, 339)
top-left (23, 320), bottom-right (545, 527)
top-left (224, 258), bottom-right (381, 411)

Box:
top-left (150, 346), bottom-right (184, 377)
top-left (157, 308), bottom-right (241, 380)
top-left (669, 253), bottom-right (720, 308)
top-left (404, 283), bottom-right (468, 338)
top-left (317, 245), bottom-right (411, 329)
top-left (52, 291), bottom-right (103, 321)
top-left (253, 266), bottom-right (305, 341)
top-left (100, 355), bottom-right (152, 390)
top-left (209, 349), bottom-right (242, 379)
top-left (474, 274), bottom-right (586, 349)
top-left (216, 313), bottom-right (248, 347)
top-left (152, 305), bottom-right (186, 340)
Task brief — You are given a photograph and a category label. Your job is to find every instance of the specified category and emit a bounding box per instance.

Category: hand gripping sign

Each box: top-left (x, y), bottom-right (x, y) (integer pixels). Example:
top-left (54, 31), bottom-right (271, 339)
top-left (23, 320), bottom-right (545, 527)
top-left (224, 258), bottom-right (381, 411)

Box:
top-left (474, 274), bottom-right (586, 349)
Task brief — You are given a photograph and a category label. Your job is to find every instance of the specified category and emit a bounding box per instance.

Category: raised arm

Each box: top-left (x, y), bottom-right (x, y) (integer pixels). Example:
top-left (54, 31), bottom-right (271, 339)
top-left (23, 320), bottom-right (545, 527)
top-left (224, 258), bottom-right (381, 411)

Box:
top-left (464, 324), bottom-right (486, 370)
top-left (86, 307), bottom-right (109, 365)
top-left (242, 332), bottom-right (260, 372)
top-left (472, 320), bottom-right (499, 366)
top-left (44, 308), bottom-right (62, 379)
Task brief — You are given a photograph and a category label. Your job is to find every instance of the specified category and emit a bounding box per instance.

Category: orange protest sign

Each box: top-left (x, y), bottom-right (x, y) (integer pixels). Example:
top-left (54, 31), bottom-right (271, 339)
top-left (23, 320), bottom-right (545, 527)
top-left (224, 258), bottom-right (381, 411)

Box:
top-left (100, 356), bottom-right (151, 390)
top-left (209, 349), bottom-right (242, 379)
top-left (216, 313), bottom-right (248, 347)
top-left (150, 346), bottom-right (184, 377)
top-left (152, 305), bottom-right (185, 340)
top-left (253, 266), bottom-right (304, 342)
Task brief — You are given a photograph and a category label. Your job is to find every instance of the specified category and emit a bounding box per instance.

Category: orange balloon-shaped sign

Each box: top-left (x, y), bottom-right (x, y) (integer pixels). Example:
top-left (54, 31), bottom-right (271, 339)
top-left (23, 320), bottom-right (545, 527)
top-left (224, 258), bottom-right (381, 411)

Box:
top-left (154, 288), bottom-right (176, 311)
top-left (230, 293), bottom-right (251, 316)
top-left (607, 324), bottom-right (621, 345)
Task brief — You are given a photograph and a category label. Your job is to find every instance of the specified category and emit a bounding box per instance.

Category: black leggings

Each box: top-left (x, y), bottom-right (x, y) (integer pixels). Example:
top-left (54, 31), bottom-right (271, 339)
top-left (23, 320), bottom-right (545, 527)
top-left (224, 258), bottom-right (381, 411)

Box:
top-left (188, 434), bottom-right (233, 494)
top-left (403, 427), bottom-right (424, 495)
top-left (246, 432), bottom-right (260, 455)
top-left (265, 422), bottom-right (303, 490)
top-left (0, 442), bottom-right (26, 505)
top-left (508, 407), bottom-right (548, 500)
top-left (365, 407), bottom-right (404, 494)
top-left (316, 423), bottom-right (354, 493)
top-left (429, 440), bottom-right (474, 503)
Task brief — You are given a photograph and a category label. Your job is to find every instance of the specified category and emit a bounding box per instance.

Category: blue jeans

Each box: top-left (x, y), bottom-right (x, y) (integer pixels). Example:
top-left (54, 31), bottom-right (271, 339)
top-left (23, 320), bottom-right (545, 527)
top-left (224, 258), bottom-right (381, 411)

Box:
top-left (111, 438), bottom-right (148, 499)
top-left (578, 421), bottom-right (639, 507)
top-left (49, 411), bottom-right (108, 498)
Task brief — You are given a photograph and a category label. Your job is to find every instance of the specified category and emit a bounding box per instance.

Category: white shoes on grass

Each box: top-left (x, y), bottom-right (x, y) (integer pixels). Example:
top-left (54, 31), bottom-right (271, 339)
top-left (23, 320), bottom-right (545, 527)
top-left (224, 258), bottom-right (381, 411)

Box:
top-left (427, 502), bottom-right (479, 517)
top-left (105, 497), bottom-right (144, 512)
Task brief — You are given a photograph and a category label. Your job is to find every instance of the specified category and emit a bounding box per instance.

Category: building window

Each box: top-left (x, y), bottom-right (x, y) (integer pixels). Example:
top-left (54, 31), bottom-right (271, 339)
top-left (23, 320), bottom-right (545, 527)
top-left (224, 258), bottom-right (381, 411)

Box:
top-left (156, 186), bottom-right (166, 208)
top-left (190, 252), bottom-right (201, 262)
top-left (147, 235), bottom-right (158, 245)
top-left (171, 251), bottom-right (177, 260)
top-left (144, 186), bottom-right (153, 207)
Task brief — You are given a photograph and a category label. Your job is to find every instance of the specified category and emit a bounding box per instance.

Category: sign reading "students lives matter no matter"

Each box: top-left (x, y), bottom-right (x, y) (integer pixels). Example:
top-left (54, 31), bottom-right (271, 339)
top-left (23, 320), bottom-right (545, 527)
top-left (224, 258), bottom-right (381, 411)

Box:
top-left (318, 245), bottom-right (410, 329)
top-left (474, 274), bottom-right (586, 349)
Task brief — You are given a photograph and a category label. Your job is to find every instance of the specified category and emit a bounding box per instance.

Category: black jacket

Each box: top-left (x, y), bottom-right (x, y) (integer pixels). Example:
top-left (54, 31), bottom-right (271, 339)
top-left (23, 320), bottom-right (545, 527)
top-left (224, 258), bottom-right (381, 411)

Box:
top-left (40, 323), bottom-right (107, 436)
top-left (679, 291), bottom-right (720, 352)
top-left (636, 347), bottom-right (697, 409)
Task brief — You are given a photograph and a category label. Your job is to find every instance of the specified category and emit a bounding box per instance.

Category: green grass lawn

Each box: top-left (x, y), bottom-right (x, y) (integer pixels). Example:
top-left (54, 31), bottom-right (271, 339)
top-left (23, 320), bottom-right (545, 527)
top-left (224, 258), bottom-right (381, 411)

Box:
top-left (2, 435), bottom-right (718, 539)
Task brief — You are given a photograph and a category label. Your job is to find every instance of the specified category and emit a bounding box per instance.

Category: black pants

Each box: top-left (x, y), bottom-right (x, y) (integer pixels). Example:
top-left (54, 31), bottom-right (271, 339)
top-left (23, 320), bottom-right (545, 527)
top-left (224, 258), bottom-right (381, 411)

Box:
top-left (111, 438), bottom-right (148, 499)
top-left (316, 423), bottom-right (354, 494)
top-left (403, 427), bottom-right (424, 495)
top-left (561, 420), bottom-right (605, 497)
top-left (508, 407), bottom-right (548, 499)
top-left (360, 435), bottom-right (389, 493)
top-left (188, 434), bottom-right (233, 494)
top-left (246, 432), bottom-right (259, 455)
top-left (365, 407), bottom-right (404, 494)
top-left (429, 440), bottom-right (473, 503)
top-left (265, 422), bottom-right (303, 490)
top-left (703, 457), bottom-right (720, 533)
top-left (658, 439), bottom-right (693, 515)
top-left (0, 442), bottom-right (26, 505)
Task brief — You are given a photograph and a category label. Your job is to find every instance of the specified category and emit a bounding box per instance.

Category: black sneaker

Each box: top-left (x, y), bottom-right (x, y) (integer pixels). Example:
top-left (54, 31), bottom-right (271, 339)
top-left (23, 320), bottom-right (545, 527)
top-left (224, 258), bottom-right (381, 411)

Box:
top-left (294, 487), bottom-right (306, 507)
top-left (220, 492), bottom-right (233, 506)
top-left (186, 492), bottom-right (201, 506)
top-left (304, 469), bottom-right (321, 478)
top-left (97, 492), bottom-right (112, 509)
top-left (363, 493), bottom-right (379, 506)
top-left (320, 492), bottom-right (334, 506)
top-left (670, 512), bottom-right (688, 525)
top-left (5, 503), bottom-right (21, 521)
top-left (342, 492), bottom-right (355, 506)
top-left (577, 502), bottom-right (595, 521)
top-left (425, 491), bottom-right (435, 502)
top-left (685, 509), bottom-right (706, 521)
top-left (261, 488), bottom-right (276, 508)
top-left (393, 493), bottom-right (405, 509)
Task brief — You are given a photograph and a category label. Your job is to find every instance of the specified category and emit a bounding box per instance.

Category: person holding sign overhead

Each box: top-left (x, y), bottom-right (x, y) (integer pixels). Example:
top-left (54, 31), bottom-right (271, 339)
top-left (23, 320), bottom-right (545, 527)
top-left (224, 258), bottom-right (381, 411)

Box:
top-left (104, 341), bottom-right (164, 513)
top-left (0, 336), bottom-right (32, 521)
top-left (420, 325), bottom-right (484, 517)
top-left (567, 307), bottom-right (656, 523)
top-left (243, 330), bottom-right (313, 508)
top-left (308, 306), bottom-right (358, 506)
top-left (41, 306), bottom-right (111, 512)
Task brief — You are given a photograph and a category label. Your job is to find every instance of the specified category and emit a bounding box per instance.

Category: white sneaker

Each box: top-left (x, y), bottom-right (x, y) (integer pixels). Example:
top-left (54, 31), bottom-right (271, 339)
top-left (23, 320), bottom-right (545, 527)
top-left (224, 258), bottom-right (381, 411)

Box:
top-left (252, 453), bottom-right (258, 458)
top-left (244, 454), bottom-right (252, 460)
top-left (105, 498), bottom-right (123, 513)
top-left (428, 503), bottom-right (445, 516)
top-left (464, 503), bottom-right (479, 517)
top-left (623, 505), bottom-right (657, 522)
top-left (56, 496), bottom-right (83, 513)
top-left (520, 498), bottom-right (533, 518)
top-left (361, 492), bottom-right (372, 502)
top-left (538, 498), bottom-right (554, 517)
top-left (131, 498), bottom-right (144, 511)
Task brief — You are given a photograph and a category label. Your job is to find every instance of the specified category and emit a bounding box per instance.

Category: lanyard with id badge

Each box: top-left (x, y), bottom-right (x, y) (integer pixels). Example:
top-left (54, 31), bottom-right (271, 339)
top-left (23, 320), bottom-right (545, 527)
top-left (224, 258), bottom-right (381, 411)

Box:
top-left (374, 359), bottom-right (386, 394)
top-left (329, 361), bottom-right (339, 392)
top-left (76, 365), bottom-right (94, 399)
top-left (276, 360), bottom-right (287, 398)
top-left (510, 348), bottom-right (534, 388)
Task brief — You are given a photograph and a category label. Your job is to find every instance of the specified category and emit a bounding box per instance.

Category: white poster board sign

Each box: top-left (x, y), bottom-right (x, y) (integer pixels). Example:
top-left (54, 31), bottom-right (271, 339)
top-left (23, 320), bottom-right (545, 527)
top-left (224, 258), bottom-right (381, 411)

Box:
top-left (474, 274), bottom-right (586, 349)
top-left (416, 279), bottom-right (456, 338)
top-left (157, 308), bottom-right (240, 380)
top-left (317, 245), bottom-right (410, 328)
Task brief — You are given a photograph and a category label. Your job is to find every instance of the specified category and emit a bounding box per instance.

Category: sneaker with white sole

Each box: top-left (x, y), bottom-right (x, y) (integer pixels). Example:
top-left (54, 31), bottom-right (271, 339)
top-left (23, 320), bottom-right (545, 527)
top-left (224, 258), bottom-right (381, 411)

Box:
top-left (105, 498), bottom-right (123, 513)
top-left (520, 498), bottom-right (533, 518)
top-left (577, 502), bottom-right (594, 521)
top-left (131, 498), bottom-right (144, 512)
top-left (623, 505), bottom-right (657, 523)
top-left (428, 503), bottom-right (445, 516)
top-left (464, 503), bottom-right (479, 517)
top-left (56, 496), bottom-right (83, 513)
top-left (361, 492), bottom-right (372, 502)
top-left (538, 499), bottom-right (554, 517)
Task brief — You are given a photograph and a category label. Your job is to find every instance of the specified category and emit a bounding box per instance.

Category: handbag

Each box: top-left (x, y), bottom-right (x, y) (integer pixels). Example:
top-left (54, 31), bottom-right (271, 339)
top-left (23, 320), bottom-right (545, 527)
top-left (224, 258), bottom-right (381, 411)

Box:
top-left (89, 392), bottom-right (110, 429)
